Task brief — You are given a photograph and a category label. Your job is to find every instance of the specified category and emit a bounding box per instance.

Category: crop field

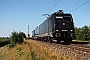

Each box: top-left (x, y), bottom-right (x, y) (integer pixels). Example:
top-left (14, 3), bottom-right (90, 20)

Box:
top-left (0, 37), bottom-right (10, 42)
top-left (0, 38), bottom-right (10, 47)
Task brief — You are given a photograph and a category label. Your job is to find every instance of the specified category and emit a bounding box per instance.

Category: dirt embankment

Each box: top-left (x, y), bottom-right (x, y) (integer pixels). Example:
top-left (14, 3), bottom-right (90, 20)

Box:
top-left (1, 40), bottom-right (89, 60)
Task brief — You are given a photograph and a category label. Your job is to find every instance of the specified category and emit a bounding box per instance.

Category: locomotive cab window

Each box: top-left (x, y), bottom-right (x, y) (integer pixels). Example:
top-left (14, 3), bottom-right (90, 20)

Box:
top-left (63, 16), bottom-right (72, 22)
top-left (55, 16), bottom-right (63, 22)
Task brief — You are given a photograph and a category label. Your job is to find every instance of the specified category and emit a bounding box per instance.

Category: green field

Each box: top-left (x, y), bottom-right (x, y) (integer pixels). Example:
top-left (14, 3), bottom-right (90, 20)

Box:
top-left (0, 37), bottom-right (10, 47)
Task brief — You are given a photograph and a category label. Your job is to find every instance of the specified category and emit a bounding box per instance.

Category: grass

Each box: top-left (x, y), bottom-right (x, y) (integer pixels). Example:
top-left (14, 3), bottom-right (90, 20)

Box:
top-left (23, 40), bottom-right (73, 60)
top-left (0, 40), bottom-right (76, 60)
top-left (73, 40), bottom-right (90, 42)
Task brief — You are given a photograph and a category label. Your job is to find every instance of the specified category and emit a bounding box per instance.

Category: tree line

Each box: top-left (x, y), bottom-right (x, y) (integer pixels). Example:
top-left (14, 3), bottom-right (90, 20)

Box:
top-left (75, 25), bottom-right (90, 41)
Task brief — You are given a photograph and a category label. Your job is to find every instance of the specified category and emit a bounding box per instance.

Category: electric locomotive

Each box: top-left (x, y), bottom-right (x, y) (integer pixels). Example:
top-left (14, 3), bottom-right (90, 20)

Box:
top-left (34, 10), bottom-right (75, 43)
top-left (52, 10), bottom-right (75, 43)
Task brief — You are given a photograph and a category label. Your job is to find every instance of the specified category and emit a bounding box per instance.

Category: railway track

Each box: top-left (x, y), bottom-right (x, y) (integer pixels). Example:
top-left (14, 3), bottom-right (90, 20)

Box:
top-left (68, 44), bottom-right (90, 53)
top-left (32, 39), bottom-right (90, 60)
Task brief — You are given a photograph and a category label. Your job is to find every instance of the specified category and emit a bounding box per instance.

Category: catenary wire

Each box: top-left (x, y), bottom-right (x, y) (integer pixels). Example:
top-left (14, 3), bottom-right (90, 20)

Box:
top-left (67, 0), bottom-right (83, 12)
top-left (34, 0), bottom-right (52, 26)
top-left (47, 0), bottom-right (62, 13)
top-left (70, 0), bottom-right (90, 12)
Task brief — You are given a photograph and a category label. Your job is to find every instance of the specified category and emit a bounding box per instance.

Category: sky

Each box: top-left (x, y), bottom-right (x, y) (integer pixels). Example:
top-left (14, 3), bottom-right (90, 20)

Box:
top-left (0, 0), bottom-right (90, 37)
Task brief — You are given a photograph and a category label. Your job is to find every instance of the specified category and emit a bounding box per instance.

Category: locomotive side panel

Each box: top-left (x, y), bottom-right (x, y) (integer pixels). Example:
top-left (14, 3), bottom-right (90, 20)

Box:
top-left (48, 15), bottom-right (55, 37)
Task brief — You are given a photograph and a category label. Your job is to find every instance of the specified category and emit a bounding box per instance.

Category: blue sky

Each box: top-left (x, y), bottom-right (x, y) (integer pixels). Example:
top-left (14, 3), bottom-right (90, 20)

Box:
top-left (0, 0), bottom-right (90, 37)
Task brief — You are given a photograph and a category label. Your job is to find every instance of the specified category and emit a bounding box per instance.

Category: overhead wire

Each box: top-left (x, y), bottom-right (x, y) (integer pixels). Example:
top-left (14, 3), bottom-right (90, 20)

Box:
top-left (47, 0), bottom-right (62, 13)
top-left (67, 0), bottom-right (83, 12)
top-left (41, 0), bottom-right (52, 13)
top-left (39, 0), bottom-right (62, 24)
top-left (71, 0), bottom-right (83, 9)
top-left (47, 0), bottom-right (55, 13)
top-left (37, 0), bottom-right (56, 25)
top-left (36, 0), bottom-right (90, 27)
top-left (35, 0), bottom-right (90, 27)
top-left (36, 0), bottom-right (62, 21)
top-left (70, 0), bottom-right (90, 12)
top-left (34, 0), bottom-right (52, 26)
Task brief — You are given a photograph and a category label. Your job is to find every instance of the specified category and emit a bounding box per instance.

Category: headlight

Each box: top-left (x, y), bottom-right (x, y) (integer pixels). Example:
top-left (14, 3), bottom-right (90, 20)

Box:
top-left (71, 30), bottom-right (73, 31)
top-left (56, 30), bottom-right (58, 32)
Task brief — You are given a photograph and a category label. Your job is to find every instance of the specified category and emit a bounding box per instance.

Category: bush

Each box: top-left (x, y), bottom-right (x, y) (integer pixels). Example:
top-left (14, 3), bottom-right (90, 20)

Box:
top-left (9, 31), bottom-right (26, 48)
top-left (9, 41), bottom-right (16, 48)
top-left (18, 32), bottom-right (26, 44)
top-left (75, 25), bottom-right (90, 41)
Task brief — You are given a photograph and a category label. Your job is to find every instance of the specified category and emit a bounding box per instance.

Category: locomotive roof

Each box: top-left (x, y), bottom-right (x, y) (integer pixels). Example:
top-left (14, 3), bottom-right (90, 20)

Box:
top-left (39, 10), bottom-right (72, 27)
top-left (52, 11), bottom-right (71, 15)
top-left (47, 10), bottom-right (71, 18)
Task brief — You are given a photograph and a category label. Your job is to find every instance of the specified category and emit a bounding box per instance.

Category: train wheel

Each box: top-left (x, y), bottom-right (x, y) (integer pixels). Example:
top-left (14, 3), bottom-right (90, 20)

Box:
top-left (47, 39), bottom-right (49, 42)
top-left (69, 38), bottom-right (72, 43)
top-left (46, 37), bottom-right (49, 42)
top-left (49, 37), bottom-right (52, 43)
top-left (64, 39), bottom-right (70, 45)
top-left (57, 39), bottom-right (60, 43)
top-left (41, 37), bottom-right (44, 42)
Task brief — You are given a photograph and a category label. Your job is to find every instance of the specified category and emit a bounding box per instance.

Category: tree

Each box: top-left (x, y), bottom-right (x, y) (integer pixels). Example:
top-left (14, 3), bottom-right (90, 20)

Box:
top-left (9, 31), bottom-right (26, 48)
top-left (75, 25), bottom-right (90, 41)
top-left (10, 31), bottom-right (18, 44)
top-left (18, 32), bottom-right (26, 43)
top-left (81, 25), bottom-right (90, 40)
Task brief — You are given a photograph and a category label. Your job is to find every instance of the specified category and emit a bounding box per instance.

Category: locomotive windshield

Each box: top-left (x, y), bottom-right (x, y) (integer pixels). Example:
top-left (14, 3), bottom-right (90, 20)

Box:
top-left (55, 16), bottom-right (72, 22)
top-left (63, 16), bottom-right (71, 21)
top-left (55, 14), bottom-right (74, 31)
top-left (55, 16), bottom-right (63, 22)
